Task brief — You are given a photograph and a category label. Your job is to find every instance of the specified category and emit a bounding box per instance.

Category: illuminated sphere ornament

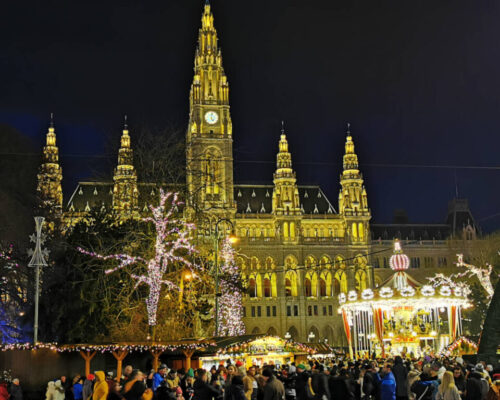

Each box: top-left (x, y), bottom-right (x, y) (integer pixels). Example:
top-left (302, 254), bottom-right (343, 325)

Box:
top-left (389, 240), bottom-right (410, 271)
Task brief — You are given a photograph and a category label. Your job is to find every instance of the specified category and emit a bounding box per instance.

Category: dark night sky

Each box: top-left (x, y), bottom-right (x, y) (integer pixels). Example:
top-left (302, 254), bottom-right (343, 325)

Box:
top-left (1, 0), bottom-right (500, 230)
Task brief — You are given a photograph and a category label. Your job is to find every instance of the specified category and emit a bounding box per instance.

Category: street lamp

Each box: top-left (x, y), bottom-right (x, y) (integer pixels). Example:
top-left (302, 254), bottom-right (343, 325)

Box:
top-left (308, 331), bottom-right (316, 343)
top-left (28, 216), bottom-right (48, 343)
top-left (284, 331), bottom-right (291, 340)
top-left (212, 218), bottom-right (238, 337)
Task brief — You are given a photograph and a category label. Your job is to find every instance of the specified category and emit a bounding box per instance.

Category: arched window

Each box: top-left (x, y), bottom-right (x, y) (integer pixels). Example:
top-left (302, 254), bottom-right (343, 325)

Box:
top-left (358, 222), bottom-right (364, 240)
top-left (319, 278), bottom-right (327, 297)
top-left (283, 222), bottom-right (289, 238)
top-left (285, 270), bottom-right (298, 297)
top-left (334, 270), bottom-right (348, 293)
top-left (355, 270), bottom-right (368, 291)
top-left (203, 148), bottom-right (223, 195)
top-left (304, 278), bottom-right (312, 297)
top-left (248, 278), bottom-right (257, 297)
top-left (290, 222), bottom-right (296, 238)
top-left (352, 223), bottom-right (358, 239)
top-left (263, 278), bottom-right (271, 297)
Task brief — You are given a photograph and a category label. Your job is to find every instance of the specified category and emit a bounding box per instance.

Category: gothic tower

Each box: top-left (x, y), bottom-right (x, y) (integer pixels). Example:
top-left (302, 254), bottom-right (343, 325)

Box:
top-left (37, 114), bottom-right (63, 215)
top-left (339, 124), bottom-right (371, 244)
top-left (186, 1), bottom-right (235, 219)
top-left (272, 125), bottom-right (302, 242)
top-left (112, 116), bottom-right (138, 217)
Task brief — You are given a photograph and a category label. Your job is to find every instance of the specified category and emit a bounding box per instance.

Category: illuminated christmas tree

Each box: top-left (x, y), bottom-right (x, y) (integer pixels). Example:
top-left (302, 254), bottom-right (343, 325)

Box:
top-left (79, 190), bottom-right (198, 327)
top-left (217, 238), bottom-right (245, 336)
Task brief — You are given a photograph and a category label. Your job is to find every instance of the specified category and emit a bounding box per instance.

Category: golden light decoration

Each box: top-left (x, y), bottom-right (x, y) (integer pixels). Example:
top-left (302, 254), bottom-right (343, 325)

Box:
top-left (421, 285), bottom-right (435, 296)
top-left (361, 288), bottom-right (374, 300)
top-left (379, 287), bottom-right (394, 298)
top-left (400, 286), bottom-right (415, 297)
top-left (439, 286), bottom-right (452, 296)
top-left (348, 290), bottom-right (358, 301)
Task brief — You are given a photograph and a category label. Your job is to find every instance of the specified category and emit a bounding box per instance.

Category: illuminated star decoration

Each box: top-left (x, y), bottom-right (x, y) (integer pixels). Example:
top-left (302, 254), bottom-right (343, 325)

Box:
top-left (217, 238), bottom-right (245, 336)
top-left (456, 254), bottom-right (494, 298)
top-left (79, 190), bottom-right (198, 326)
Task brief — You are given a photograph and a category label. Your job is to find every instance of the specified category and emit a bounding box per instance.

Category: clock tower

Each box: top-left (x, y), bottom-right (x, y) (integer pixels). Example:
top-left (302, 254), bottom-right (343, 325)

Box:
top-left (186, 1), bottom-right (235, 219)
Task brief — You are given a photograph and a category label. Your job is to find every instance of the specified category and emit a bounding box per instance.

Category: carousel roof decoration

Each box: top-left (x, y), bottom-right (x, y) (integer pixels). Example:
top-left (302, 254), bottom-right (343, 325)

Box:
top-left (338, 240), bottom-right (472, 357)
top-left (439, 336), bottom-right (478, 357)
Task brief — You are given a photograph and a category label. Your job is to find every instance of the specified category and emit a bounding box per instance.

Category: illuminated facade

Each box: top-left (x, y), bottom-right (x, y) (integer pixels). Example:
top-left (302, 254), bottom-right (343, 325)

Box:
top-left (37, 2), bottom-right (479, 344)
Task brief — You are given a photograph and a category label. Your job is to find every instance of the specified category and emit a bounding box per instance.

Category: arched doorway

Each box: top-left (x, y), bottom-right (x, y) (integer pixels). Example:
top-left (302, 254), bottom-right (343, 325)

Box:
top-left (322, 325), bottom-right (334, 344)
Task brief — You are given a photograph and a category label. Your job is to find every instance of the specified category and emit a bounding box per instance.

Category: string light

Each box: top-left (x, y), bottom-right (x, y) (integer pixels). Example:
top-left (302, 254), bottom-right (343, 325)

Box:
top-left (456, 254), bottom-right (495, 298)
top-left (217, 238), bottom-right (245, 336)
top-left (79, 190), bottom-right (199, 326)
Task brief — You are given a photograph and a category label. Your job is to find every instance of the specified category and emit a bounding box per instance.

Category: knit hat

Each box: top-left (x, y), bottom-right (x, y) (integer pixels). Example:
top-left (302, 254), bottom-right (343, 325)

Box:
top-left (187, 369), bottom-right (194, 378)
top-left (297, 364), bottom-right (306, 370)
top-left (235, 360), bottom-right (243, 367)
top-left (475, 363), bottom-right (484, 372)
top-left (87, 374), bottom-right (95, 381)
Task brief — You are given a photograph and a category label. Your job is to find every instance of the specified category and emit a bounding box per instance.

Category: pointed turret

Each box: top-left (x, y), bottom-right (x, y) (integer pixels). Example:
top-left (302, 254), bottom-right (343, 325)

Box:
top-left (272, 123), bottom-right (301, 241)
top-left (112, 116), bottom-right (138, 217)
top-left (339, 124), bottom-right (371, 243)
top-left (37, 113), bottom-right (63, 213)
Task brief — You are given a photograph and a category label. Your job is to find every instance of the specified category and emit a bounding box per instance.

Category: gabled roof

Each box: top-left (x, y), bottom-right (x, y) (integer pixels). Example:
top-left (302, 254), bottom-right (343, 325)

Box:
top-left (234, 184), bottom-right (336, 215)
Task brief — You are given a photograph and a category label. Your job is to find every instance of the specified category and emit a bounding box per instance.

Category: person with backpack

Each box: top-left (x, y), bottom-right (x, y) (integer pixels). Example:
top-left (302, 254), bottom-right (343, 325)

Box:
top-left (410, 366), bottom-right (438, 400)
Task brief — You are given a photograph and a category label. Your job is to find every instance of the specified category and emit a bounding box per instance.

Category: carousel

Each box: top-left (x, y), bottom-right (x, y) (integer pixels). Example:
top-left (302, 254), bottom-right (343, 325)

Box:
top-left (338, 241), bottom-right (471, 357)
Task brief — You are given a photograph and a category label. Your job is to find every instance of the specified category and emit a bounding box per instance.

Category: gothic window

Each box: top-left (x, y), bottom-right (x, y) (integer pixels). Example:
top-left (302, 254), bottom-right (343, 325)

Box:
top-left (334, 270), bottom-right (348, 293)
top-left (355, 270), bottom-right (368, 291)
top-left (304, 278), bottom-right (312, 297)
top-left (203, 148), bottom-right (223, 196)
top-left (248, 278), bottom-right (257, 298)
top-left (285, 270), bottom-right (298, 297)
top-left (263, 278), bottom-right (271, 297)
top-left (305, 255), bottom-right (317, 269)
top-left (319, 278), bottom-right (327, 297)
top-left (319, 271), bottom-right (332, 296)
top-left (358, 223), bottom-right (364, 240)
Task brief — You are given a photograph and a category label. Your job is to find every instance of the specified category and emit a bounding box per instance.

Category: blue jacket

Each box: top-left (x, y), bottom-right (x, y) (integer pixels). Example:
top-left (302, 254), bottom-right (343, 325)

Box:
top-left (73, 383), bottom-right (83, 400)
top-left (153, 373), bottom-right (165, 391)
top-left (380, 372), bottom-right (396, 400)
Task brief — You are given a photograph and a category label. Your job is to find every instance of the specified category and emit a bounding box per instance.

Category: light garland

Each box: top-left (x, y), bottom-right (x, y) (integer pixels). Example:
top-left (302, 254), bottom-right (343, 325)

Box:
top-left (421, 285), bottom-right (435, 296)
top-left (338, 293), bottom-right (346, 304)
top-left (400, 286), bottom-right (415, 297)
top-left (439, 286), bottom-right (451, 296)
top-left (217, 238), bottom-right (245, 336)
top-left (439, 336), bottom-right (478, 357)
top-left (361, 288), bottom-right (374, 300)
top-left (379, 287), bottom-right (394, 298)
top-left (79, 190), bottom-right (199, 326)
top-left (347, 290), bottom-right (358, 301)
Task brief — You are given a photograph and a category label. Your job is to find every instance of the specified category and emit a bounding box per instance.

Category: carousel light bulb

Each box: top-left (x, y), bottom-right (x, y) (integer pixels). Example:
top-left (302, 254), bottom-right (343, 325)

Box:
top-left (439, 307), bottom-right (445, 313)
top-left (389, 332), bottom-right (394, 337)
top-left (430, 330), bottom-right (437, 336)
top-left (411, 331), bottom-right (417, 337)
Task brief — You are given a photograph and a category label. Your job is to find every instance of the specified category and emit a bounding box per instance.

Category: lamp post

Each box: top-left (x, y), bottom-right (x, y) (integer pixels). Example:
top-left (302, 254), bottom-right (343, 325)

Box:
top-left (212, 218), bottom-right (238, 337)
top-left (308, 331), bottom-right (316, 343)
top-left (284, 331), bottom-right (291, 340)
top-left (28, 216), bottom-right (48, 343)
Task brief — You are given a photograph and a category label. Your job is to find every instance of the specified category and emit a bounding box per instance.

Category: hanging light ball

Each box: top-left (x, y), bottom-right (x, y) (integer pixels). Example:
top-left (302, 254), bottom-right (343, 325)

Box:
top-left (389, 240), bottom-right (410, 271)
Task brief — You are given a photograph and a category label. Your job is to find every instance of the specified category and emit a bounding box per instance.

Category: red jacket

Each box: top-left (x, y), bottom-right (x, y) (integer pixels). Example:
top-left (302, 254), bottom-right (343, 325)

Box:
top-left (0, 383), bottom-right (10, 400)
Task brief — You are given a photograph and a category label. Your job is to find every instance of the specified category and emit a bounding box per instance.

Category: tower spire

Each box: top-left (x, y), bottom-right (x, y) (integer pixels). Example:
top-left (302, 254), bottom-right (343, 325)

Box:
top-left (37, 114), bottom-right (63, 215)
top-left (113, 116), bottom-right (138, 217)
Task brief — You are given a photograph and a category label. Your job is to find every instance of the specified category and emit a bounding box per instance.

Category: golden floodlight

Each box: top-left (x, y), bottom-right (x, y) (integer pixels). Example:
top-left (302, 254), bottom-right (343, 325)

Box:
top-left (228, 233), bottom-right (239, 244)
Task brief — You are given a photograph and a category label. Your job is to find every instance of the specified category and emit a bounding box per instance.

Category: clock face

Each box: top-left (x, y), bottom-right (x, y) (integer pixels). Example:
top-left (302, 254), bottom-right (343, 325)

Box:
top-left (205, 111), bottom-right (219, 125)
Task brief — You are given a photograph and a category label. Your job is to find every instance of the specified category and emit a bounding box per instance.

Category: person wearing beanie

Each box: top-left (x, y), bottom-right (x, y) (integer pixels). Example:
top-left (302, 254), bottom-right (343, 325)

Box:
top-left (262, 369), bottom-right (284, 400)
top-left (153, 365), bottom-right (168, 392)
top-left (295, 364), bottom-right (310, 400)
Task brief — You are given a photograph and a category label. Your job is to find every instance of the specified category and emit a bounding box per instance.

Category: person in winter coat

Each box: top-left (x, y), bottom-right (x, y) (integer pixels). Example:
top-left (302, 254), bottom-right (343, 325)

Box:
top-left (486, 380), bottom-right (500, 400)
top-left (311, 366), bottom-right (330, 400)
top-left (9, 379), bottom-right (22, 400)
top-left (46, 381), bottom-right (56, 400)
top-left (393, 357), bottom-right (408, 400)
top-left (261, 369), bottom-right (284, 400)
top-left (294, 365), bottom-right (309, 400)
top-left (329, 369), bottom-right (355, 400)
top-left (243, 366), bottom-right (259, 400)
top-left (225, 376), bottom-right (247, 400)
top-left (54, 381), bottom-right (66, 400)
top-left (153, 366), bottom-right (168, 392)
top-left (380, 365), bottom-right (397, 400)
top-left (73, 378), bottom-right (84, 400)
top-left (82, 375), bottom-right (94, 400)
top-left (108, 381), bottom-right (125, 400)
top-left (363, 363), bottom-right (382, 400)
top-left (92, 372), bottom-right (108, 400)
top-left (277, 366), bottom-right (296, 400)
top-left (436, 371), bottom-right (461, 400)
top-left (193, 369), bottom-right (222, 400)
top-left (123, 370), bottom-right (147, 400)
top-left (465, 371), bottom-right (484, 400)
top-left (410, 366), bottom-right (439, 400)
top-left (407, 371), bottom-right (420, 400)
top-left (0, 383), bottom-right (9, 400)
top-left (453, 368), bottom-right (466, 398)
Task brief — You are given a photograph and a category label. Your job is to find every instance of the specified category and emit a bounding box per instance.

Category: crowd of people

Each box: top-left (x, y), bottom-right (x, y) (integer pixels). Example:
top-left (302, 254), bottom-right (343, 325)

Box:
top-left (2, 356), bottom-right (500, 400)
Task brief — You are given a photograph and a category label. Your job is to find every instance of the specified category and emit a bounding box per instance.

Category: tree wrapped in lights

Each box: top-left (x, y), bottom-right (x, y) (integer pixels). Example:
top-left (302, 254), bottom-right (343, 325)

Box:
top-left (79, 190), bottom-right (198, 327)
top-left (217, 238), bottom-right (245, 336)
top-left (456, 254), bottom-right (495, 298)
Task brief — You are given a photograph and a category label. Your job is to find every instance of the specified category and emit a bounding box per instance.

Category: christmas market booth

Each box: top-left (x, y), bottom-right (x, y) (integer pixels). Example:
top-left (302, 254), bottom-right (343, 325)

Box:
top-left (197, 334), bottom-right (315, 369)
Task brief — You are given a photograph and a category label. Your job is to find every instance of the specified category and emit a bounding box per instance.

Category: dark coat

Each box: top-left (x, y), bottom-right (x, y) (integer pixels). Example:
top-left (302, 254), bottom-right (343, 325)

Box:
top-left (295, 372), bottom-right (309, 400)
top-left (225, 383), bottom-right (246, 400)
top-left (9, 385), bottom-right (22, 400)
top-left (193, 379), bottom-right (222, 400)
top-left (328, 376), bottom-right (355, 400)
top-left (123, 381), bottom-right (146, 400)
top-left (363, 371), bottom-right (381, 400)
top-left (262, 376), bottom-right (284, 400)
top-left (392, 362), bottom-right (408, 397)
top-left (311, 373), bottom-right (330, 400)
top-left (465, 373), bottom-right (483, 400)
